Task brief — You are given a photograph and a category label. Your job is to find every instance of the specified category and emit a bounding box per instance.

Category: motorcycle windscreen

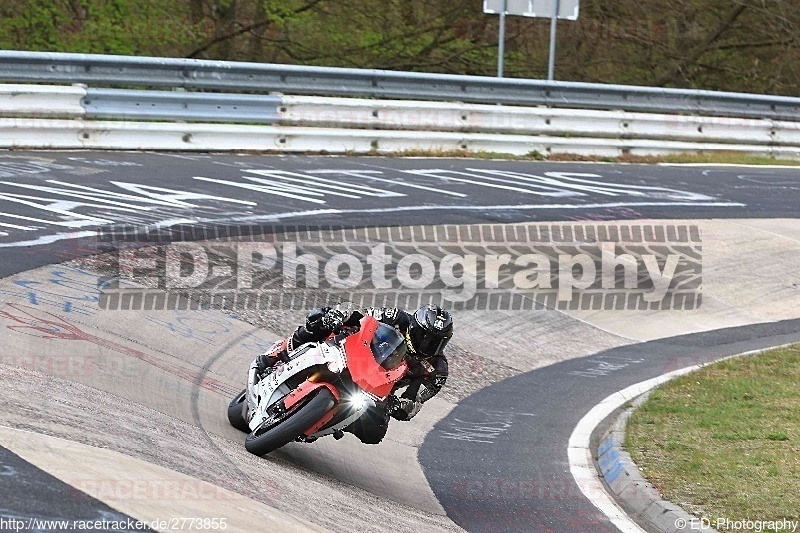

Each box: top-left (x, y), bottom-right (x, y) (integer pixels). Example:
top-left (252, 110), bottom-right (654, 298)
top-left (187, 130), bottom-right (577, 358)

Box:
top-left (371, 323), bottom-right (408, 370)
top-left (345, 317), bottom-right (407, 399)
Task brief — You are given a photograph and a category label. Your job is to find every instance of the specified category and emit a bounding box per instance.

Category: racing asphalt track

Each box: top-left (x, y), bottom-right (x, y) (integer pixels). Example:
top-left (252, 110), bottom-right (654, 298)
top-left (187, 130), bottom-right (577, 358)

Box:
top-left (420, 319), bottom-right (800, 532)
top-left (1, 151), bottom-right (800, 532)
top-left (3, 150), bottom-right (799, 275)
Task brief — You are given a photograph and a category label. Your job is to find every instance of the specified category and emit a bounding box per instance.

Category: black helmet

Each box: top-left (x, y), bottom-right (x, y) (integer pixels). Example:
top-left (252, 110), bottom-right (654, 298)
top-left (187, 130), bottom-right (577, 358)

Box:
top-left (407, 305), bottom-right (453, 357)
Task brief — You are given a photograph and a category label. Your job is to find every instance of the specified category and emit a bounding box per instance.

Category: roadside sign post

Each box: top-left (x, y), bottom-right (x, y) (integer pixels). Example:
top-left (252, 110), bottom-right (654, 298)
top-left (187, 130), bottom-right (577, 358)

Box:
top-left (483, 0), bottom-right (579, 81)
top-left (484, 0), bottom-right (531, 78)
top-left (547, 0), bottom-right (559, 81)
top-left (498, 0), bottom-right (507, 77)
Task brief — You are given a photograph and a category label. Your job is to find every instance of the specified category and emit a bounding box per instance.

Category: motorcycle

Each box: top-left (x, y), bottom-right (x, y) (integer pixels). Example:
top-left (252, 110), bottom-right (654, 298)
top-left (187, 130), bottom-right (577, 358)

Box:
top-left (226, 309), bottom-right (408, 455)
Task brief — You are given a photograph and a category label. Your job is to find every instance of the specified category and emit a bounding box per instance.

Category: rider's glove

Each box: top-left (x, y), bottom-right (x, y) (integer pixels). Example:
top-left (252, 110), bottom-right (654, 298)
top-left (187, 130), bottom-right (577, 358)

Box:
top-left (321, 308), bottom-right (346, 332)
top-left (305, 307), bottom-right (331, 334)
top-left (386, 395), bottom-right (401, 413)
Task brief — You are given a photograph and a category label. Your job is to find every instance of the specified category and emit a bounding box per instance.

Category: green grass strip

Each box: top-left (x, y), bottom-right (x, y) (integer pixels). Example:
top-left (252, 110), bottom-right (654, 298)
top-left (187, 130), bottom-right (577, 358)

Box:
top-left (626, 345), bottom-right (800, 531)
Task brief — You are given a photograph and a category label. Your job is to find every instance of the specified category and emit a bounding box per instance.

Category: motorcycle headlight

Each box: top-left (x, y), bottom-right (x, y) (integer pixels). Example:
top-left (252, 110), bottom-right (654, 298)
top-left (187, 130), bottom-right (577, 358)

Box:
top-left (348, 390), bottom-right (376, 411)
top-left (349, 393), bottom-right (367, 411)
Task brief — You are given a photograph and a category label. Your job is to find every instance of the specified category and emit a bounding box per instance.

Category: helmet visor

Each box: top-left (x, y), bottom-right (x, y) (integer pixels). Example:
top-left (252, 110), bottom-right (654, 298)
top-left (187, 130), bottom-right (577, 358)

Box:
top-left (409, 325), bottom-right (452, 357)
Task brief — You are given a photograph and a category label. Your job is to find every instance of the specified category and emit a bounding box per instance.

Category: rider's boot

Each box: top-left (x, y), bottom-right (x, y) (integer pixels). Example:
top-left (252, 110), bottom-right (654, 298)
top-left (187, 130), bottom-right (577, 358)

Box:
top-left (256, 337), bottom-right (291, 374)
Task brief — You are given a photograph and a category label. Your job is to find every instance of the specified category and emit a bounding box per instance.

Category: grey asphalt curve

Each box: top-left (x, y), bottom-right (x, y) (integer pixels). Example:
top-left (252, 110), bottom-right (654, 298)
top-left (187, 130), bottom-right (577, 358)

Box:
top-left (419, 319), bottom-right (800, 532)
top-left (0, 445), bottom-right (152, 532)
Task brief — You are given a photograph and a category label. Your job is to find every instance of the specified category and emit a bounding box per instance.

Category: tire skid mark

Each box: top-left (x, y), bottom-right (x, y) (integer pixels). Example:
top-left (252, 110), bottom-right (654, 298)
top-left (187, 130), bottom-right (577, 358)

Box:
top-left (0, 303), bottom-right (238, 397)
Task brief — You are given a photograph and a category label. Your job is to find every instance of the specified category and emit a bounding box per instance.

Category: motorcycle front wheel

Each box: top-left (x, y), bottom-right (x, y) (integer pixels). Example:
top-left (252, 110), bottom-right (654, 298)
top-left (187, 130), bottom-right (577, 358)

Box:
top-left (245, 388), bottom-right (336, 456)
top-left (227, 389), bottom-right (250, 433)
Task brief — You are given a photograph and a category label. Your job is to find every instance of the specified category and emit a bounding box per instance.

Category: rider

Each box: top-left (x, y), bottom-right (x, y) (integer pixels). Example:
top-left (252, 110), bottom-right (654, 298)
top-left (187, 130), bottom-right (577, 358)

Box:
top-left (256, 304), bottom-right (453, 444)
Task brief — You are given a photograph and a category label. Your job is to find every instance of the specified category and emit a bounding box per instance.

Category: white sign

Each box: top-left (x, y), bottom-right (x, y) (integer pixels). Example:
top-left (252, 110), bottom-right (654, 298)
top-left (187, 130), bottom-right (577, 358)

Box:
top-left (483, 0), bottom-right (535, 16)
top-left (529, 0), bottom-right (580, 20)
top-left (484, 0), bottom-right (579, 20)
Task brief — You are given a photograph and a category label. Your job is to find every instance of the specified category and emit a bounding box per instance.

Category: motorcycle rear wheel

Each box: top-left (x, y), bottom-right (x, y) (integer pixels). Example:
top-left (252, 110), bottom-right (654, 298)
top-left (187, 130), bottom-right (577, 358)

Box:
top-left (227, 389), bottom-right (250, 433)
top-left (245, 388), bottom-right (336, 455)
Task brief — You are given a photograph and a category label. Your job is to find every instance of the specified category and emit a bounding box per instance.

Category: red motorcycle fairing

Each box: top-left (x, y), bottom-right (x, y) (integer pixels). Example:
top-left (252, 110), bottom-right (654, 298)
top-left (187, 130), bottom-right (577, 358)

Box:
top-left (284, 380), bottom-right (340, 410)
top-left (344, 316), bottom-right (408, 399)
top-left (285, 381), bottom-right (340, 436)
top-left (282, 316), bottom-right (407, 438)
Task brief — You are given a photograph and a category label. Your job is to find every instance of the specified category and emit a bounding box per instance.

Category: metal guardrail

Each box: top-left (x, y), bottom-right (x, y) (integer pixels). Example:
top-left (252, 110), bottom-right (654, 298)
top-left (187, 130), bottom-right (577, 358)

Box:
top-left (83, 89), bottom-right (281, 123)
top-left (278, 95), bottom-right (800, 145)
top-left (5, 118), bottom-right (799, 158)
top-left (2, 84), bottom-right (800, 157)
top-left (2, 50), bottom-right (800, 121)
top-left (20, 84), bottom-right (798, 145)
